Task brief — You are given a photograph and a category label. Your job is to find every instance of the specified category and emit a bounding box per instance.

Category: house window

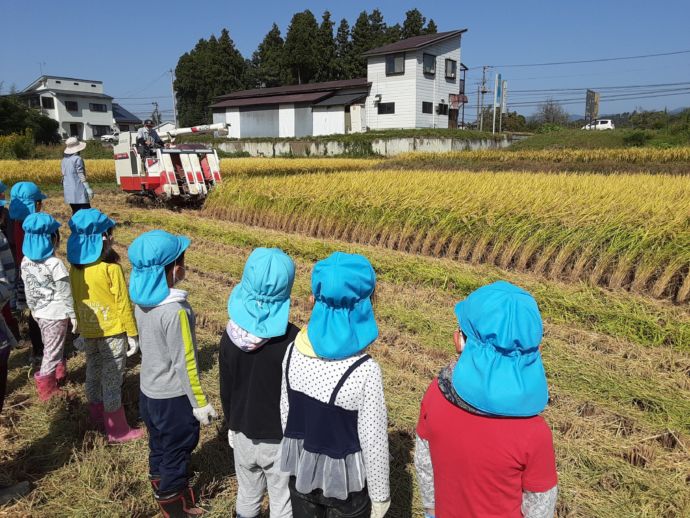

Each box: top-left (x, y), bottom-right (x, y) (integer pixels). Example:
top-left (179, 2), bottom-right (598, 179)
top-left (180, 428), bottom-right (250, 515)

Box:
top-left (65, 101), bottom-right (78, 112)
top-left (437, 103), bottom-right (449, 116)
top-left (377, 102), bottom-right (395, 115)
top-left (91, 84), bottom-right (97, 88)
top-left (422, 102), bottom-right (433, 114)
top-left (445, 59), bottom-right (457, 80)
top-left (120, 124), bottom-right (130, 132)
top-left (92, 125), bottom-right (110, 137)
top-left (423, 54), bottom-right (436, 76)
top-left (41, 97), bottom-right (55, 110)
top-left (74, 82), bottom-right (79, 86)
top-left (385, 53), bottom-right (405, 76)
top-left (459, 78), bottom-right (465, 95)
top-left (55, 80), bottom-right (62, 84)
top-left (29, 96), bottom-right (41, 108)
top-left (89, 103), bottom-right (107, 112)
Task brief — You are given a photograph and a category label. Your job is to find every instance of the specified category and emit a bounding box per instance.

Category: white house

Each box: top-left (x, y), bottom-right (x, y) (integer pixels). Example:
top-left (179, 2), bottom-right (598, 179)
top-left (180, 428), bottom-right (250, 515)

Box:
top-left (210, 30), bottom-right (467, 138)
top-left (20, 75), bottom-right (126, 140)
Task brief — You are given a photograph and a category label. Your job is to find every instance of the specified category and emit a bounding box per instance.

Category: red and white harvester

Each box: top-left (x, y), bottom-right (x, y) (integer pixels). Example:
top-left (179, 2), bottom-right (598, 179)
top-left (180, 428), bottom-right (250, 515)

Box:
top-left (114, 123), bottom-right (228, 203)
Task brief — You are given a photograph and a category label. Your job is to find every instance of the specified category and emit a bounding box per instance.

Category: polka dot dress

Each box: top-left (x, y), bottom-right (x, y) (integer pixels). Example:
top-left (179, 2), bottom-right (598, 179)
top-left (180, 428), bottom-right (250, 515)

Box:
top-left (281, 344), bottom-right (390, 502)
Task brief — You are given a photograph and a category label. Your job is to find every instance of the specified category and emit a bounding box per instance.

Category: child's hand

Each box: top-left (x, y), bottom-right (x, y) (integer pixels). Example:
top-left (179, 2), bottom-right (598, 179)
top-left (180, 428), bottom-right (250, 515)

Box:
top-left (126, 336), bottom-right (139, 357)
top-left (192, 404), bottom-right (218, 426)
top-left (70, 317), bottom-right (78, 334)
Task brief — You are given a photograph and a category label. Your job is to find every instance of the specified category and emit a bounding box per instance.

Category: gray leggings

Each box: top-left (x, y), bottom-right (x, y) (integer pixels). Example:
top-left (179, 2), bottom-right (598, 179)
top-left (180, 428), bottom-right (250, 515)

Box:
top-left (84, 334), bottom-right (127, 413)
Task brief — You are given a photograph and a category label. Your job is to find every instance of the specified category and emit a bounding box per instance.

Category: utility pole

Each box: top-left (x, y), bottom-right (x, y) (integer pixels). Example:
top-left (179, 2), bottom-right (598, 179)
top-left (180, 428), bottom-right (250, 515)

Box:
top-left (476, 85), bottom-right (481, 129)
top-left (169, 69), bottom-right (178, 128)
top-left (479, 65), bottom-right (488, 131)
top-left (151, 101), bottom-right (161, 126)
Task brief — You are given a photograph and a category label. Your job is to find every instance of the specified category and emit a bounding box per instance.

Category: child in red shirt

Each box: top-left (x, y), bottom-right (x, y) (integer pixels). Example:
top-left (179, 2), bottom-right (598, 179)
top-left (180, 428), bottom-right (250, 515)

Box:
top-left (415, 281), bottom-right (557, 518)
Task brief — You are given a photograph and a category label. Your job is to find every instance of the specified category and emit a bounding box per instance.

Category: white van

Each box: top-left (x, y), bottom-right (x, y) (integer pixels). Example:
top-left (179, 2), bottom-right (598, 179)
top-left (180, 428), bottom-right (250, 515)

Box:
top-left (581, 119), bottom-right (615, 130)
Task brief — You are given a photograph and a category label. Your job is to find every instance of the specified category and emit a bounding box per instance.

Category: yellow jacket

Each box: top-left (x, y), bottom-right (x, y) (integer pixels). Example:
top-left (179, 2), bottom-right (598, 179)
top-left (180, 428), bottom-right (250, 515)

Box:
top-left (70, 261), bottom-right (138, 339)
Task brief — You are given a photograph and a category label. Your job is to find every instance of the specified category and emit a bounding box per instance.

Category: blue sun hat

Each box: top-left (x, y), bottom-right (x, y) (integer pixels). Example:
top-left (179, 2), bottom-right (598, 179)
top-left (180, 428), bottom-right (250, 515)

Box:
top-left (9, 182), bottom-right (47, 221)
top-left (67, 208), bottom-right (116, 265)
top-left (307, 252), bottom-right (378, 360)
top-left (0, 181), bottom-right (7, 207)
top-left (128, 230), bottom-right (190, 307)
top-left (228, 248), bottom-right (295, 339)
top-left (22, 213), bottom-right (61, 261)
top-left (452, 281), bottom-right (548, 417)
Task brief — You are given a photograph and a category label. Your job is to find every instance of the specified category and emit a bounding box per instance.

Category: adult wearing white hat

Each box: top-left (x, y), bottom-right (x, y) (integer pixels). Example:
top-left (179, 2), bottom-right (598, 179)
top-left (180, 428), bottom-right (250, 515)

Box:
top-left (62, 137), bottom-right (94, 214)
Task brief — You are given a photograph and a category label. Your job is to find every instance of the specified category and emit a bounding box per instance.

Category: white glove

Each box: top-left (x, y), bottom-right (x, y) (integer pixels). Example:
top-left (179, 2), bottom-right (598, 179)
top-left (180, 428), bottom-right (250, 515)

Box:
top-left (70, 316), bottom-right (78, 334)
top-left (83, 182), bottom-right (94, 200)
top-left (193, 404), bottom-right (218, 426)
top-left (73, 336), bottom-right (86, 352)
top-left (126, 336), bottom-right (139, 357)
top-left (371, 500), bottom-right (391, 518)
top-left (227, 429), bottom-right (235, 448)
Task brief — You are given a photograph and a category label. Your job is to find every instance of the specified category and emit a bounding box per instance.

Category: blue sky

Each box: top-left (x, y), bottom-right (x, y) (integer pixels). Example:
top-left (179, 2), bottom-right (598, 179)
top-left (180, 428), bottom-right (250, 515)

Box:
top-left (2, 0), bottom-right (689, 121)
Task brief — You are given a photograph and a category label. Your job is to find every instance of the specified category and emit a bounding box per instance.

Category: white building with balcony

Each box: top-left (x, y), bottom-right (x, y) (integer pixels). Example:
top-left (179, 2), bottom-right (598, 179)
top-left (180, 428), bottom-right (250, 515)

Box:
top-left (20, 76), bottom-right (117, 140)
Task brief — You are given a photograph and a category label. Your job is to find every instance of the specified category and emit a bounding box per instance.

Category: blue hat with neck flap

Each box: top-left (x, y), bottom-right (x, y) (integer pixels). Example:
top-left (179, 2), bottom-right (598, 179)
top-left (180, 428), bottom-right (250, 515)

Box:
top-left (9, 182), bottom-right (47, 221)
top-left (67, 209), bottom-right (116, 265)
top-left (307, 252), bottom-right (378, 360)
top-left (22, 213), bottom-right (61, 261)
top-left (128, 230), bottom-right (190, 307)
top-left (452, 281), bottom-right (548, 417)
top-left (228, 248), bottom-right (295, 339)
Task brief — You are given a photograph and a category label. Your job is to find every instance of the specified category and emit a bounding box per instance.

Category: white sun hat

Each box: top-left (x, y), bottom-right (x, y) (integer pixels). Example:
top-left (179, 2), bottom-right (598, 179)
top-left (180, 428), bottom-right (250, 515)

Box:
top-left (64, 137), bottom-right (87, 155)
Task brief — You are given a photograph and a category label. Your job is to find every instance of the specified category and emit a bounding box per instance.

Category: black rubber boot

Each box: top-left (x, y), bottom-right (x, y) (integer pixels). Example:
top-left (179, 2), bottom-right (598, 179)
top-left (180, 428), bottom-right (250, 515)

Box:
top-left (155, 489), bottom-right (205, 517)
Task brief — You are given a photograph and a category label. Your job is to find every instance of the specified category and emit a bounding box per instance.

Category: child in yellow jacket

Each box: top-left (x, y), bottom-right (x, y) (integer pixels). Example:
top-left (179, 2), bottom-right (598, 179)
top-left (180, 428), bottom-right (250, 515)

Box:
top-left (67, 209), bottom-right (143, 444)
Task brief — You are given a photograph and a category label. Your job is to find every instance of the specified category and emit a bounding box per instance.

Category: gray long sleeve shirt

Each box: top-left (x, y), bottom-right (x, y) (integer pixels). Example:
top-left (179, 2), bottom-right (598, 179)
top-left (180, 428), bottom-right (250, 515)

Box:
top-left (61, 154), bottom-right (89, 204)
top-left (135, 289), bottom-right (208, 408)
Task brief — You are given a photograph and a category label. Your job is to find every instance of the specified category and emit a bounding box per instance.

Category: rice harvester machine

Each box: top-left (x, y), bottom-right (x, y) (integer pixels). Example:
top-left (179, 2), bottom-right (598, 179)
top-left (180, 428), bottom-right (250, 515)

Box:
top-left (113, 123), bottom-right (229, 202)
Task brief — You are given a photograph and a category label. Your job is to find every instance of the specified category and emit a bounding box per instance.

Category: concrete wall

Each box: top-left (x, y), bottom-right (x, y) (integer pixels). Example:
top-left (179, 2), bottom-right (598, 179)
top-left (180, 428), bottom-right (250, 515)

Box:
top-left (218, 135), bottom-right (511, 157)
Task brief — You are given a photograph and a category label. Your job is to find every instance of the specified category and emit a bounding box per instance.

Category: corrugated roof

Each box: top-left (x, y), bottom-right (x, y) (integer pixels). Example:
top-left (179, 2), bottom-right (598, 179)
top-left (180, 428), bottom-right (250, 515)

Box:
top-left (211, 91), bottom-right (332, 109)
top-left (362, 30), bottom-right (467, 57)
top-left (215, 78), bottom-right (369, 101)
top-left (314, 90), bottom-right (368, 107)
top-left (112, 103), bottom-right (142, 124)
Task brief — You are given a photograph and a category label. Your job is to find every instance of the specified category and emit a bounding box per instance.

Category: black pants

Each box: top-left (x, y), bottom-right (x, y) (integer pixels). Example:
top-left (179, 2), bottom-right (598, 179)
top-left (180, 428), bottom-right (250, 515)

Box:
top-left (139, 392), bottom-right (200, 495)
top-left (289, 478), bottom-right (371, 518)
top-left (70, 203), bottom-right (91, 214)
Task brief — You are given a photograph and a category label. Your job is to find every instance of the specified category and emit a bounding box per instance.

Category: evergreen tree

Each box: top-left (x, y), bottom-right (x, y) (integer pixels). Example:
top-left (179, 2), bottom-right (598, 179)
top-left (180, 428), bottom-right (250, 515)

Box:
top-left (402, 8), bottom-right (426, 39)
top-left (314, 11), bottom-right (337, 82)
top-left (174, 29), bottom-right (247, 125)
top-left (247, 23), bottom-right (289, 88)
top-left (284, 10), bottom-right (320, 84)
top-left (368, 9), bottom-right (390, 48)
top-left (350, 11), bottom-right (373, 78)
top-left (335, 18), bottom-right (354, 79)
top-left (425, 19), bottom-right (438, 34)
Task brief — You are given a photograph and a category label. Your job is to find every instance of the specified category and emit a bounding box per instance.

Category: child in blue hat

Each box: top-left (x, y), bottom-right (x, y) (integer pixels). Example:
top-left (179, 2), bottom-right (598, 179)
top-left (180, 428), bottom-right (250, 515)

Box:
top-left (8, 182), bottom-right (47, 368)
top-left (128, 230), bottom-right (216, 517)
top-left (414, 281), bottom-right (557, 518)
top-left (20, 213), bottom-right (77, 401)
top-left (68, 209), bottom-right (143, 443)
top-left (280, 252), bottom-right (390, 518)
top-left (219, 248), bottom-right (299, 518)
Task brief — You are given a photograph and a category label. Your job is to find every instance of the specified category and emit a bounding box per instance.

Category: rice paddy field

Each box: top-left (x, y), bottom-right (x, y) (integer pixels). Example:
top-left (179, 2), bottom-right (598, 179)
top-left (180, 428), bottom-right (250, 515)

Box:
top-left (0, 150), bottom-right (689, 517)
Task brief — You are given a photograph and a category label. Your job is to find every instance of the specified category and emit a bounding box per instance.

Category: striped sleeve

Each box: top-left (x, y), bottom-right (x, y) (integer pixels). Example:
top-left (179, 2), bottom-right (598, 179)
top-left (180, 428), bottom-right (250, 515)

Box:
top-left (167, 306), bottom-right (207, 408)
top-left (0, 232), bottom-right (15, 306)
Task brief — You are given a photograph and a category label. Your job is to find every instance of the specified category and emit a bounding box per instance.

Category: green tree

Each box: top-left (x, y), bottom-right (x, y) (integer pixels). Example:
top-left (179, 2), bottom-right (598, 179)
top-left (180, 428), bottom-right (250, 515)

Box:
top-left (284, 10), bottom-right (321, 84)
top-left (314, 11), bottom-right (337, 82)
top-left (401, 8), bottom-right (426, 39)
top-left (425, 19), bottom-right (438, 34)
top-left (334, 18), bottom-right (355, 79)
top-left (246, 23), bottom-right (289, 88)
top-left (175, 29), bottom-right (246, 126)
top-left (0, 95), bottom-right (59, 144)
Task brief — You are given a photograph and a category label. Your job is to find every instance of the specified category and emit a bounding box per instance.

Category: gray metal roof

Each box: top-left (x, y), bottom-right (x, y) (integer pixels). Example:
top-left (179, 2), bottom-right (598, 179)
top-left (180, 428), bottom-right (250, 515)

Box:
top-left (112, 103), bottom-right (142, 123)
top-left (19, 88), bottom-right (113, 100)
top-left (314, 90), bottom-right (368, 107)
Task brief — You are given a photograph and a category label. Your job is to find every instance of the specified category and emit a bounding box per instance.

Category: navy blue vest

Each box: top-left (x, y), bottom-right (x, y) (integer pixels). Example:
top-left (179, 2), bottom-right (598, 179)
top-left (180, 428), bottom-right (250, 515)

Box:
top-left (284, 344), bottom-right (371, 459)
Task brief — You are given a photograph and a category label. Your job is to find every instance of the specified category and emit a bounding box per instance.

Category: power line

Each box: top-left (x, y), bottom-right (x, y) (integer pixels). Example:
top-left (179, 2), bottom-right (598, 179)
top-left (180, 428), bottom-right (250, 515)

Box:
top-left (475, 49), bottom-right (690, 69)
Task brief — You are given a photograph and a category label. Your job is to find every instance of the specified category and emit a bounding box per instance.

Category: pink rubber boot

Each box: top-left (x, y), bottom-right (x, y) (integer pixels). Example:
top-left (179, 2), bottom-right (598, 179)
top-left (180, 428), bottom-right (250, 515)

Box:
top-left (88, 402), bottom-right (105, 430)
top-left (55, 359), bottom-right (67, 386)
top-left (34, 372), bottom-right (63, 401)
top-left (104, 406), bottom-right (145, 444)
